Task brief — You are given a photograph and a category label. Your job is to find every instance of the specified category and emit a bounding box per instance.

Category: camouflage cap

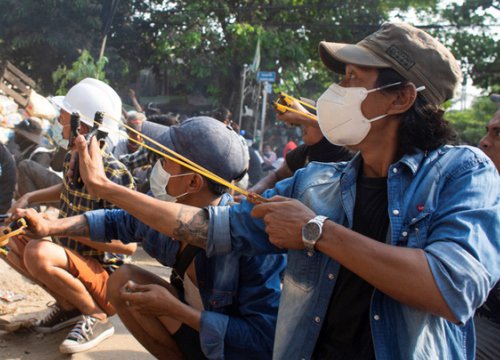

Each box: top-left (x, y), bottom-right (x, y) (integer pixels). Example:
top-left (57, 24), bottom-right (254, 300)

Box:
top-left (319, 22), bottom-right (462, 106)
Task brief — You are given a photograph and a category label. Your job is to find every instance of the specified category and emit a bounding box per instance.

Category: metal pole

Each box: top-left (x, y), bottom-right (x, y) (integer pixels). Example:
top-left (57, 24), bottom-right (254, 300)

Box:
top-left (98, 34), bottom-right (108, 63)
top-left (259, 81), bottom-right (268, 153)
top-left (237, 64), bottom-right (248, 128)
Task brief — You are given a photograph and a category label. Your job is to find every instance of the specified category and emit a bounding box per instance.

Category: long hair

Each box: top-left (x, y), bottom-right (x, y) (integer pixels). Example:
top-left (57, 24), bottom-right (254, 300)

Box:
top-left (375, 69), bottom-right (457, 154)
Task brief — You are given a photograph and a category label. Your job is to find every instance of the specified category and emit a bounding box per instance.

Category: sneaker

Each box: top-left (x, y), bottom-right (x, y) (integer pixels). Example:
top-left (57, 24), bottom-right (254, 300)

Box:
top-left (34, 303), bottom-right (82, 334)
top-left (59, 315), bottom-right (114, 354)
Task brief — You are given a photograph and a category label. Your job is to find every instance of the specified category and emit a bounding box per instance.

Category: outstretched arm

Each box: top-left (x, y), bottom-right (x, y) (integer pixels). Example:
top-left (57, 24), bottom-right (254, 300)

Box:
top-left (11, 208), bottom-right (136, 254)
top-left (75, 135), bottom-right (209, 249)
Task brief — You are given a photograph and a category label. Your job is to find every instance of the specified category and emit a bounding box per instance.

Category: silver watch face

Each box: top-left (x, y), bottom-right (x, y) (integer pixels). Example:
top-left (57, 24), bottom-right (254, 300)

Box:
top-left (303, 221), bottom-right (321, 242)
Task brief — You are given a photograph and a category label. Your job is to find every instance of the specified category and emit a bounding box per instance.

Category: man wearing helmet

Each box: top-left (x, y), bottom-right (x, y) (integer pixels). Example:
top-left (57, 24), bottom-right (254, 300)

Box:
top-left (5, 78), bottom-right (136, 354)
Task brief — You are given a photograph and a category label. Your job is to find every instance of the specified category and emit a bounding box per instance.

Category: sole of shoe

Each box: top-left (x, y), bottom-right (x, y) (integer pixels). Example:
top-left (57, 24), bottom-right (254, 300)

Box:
top-left (59, 325), bottom-right (115, 354)
top-left (34, 315), bottom-right (83, 334)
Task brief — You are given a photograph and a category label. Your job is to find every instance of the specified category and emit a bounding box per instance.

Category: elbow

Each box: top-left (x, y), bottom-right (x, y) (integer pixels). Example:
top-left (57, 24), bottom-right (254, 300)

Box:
top-left (438, 306), bottom-right (460, 324)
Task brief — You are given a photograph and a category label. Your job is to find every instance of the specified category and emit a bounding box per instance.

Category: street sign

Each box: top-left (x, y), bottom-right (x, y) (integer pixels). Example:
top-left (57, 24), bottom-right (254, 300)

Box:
top-left (257, 71), bottom-right (276, 83)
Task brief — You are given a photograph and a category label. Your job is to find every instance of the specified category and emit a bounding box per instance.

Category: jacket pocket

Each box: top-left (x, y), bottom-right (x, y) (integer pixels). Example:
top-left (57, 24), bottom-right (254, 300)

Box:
top-left (208, 290), bottom-right (234, 310)
top-left (283, 249), bottom-right (320, 292)
top-left (399, 212), bottom-right (431, 249)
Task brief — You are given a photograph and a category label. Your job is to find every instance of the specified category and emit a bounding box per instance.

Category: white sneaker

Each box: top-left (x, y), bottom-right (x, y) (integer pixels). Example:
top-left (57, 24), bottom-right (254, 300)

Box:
top-left (59, 315), bottom-right (114, 354)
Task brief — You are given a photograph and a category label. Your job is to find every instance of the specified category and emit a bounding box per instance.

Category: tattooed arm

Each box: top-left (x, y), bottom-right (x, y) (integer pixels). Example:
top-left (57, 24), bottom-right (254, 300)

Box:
top-left (172, 207), bottom-right (209, 249)
top-left (12, 208), bottom-right (136, 254)
top-left (12, 208), bottom-right (90, 238)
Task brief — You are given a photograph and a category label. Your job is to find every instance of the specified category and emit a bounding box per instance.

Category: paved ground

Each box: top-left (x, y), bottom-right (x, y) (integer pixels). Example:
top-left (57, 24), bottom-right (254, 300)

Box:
top-left (0, 247), bottom-right (169, 359)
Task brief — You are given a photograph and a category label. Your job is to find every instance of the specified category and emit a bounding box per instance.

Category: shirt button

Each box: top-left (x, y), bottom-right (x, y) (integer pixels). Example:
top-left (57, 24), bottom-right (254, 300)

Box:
top-left (402, 231), bottom-right (408, 237)
top-left (307, 251), bottom-right (314, 257)
top-left (374, 314), bottom-right (381, 321)
top-left (314, 316), bottom-right (321, 323)
top-left (328, 273), bottom-right (335, 280)
top-left (392, 209), bottom-right (400, 216)
top-left (392, 168), bottom-right (398, 173)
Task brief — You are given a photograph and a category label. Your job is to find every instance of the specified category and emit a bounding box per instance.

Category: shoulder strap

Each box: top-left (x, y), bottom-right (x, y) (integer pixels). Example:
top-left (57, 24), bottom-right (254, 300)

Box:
top-left (170, 245), bottom-right (201, 293)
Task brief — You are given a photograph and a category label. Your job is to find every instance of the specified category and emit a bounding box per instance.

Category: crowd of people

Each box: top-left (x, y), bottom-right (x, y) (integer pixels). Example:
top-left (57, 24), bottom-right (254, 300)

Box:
top-left (0, 22), bottom-right (499, 360)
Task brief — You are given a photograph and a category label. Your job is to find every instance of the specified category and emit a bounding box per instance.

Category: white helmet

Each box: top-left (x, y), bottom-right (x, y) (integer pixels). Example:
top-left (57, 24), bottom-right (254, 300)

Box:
top-left (52, 78), bottom-right (122, 133)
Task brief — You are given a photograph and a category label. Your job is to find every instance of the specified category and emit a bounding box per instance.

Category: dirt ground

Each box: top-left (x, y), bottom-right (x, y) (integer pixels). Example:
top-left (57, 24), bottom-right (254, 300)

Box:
top-left (0, 248), bottom-right (169, 360)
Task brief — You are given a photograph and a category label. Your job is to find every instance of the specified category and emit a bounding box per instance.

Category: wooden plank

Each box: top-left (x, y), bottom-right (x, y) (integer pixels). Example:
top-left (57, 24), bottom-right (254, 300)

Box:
top-left (5, 61), bottom-right (35, 88)
top-left (0, 83), bottom-right (29, 107)
top-left (3, 71), bottom-right (30, 96)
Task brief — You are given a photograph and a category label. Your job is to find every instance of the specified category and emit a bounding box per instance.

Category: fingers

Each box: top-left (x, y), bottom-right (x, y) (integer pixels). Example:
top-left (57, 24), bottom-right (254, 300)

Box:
top-left (122, 280), bottom-right (149, 294)
top-left (75, 134), bottom-right (88, 159)
top-left (251, 195), bottom-right (291, 218)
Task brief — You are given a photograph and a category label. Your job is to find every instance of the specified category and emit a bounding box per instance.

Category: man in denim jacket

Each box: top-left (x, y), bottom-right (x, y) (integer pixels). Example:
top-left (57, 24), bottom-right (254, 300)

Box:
top-left (35, 23), bottom-right (499, 359)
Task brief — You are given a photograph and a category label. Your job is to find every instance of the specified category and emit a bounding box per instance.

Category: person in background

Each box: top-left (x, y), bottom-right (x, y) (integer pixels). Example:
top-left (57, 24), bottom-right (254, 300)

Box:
top-left (147, 113), bottom-right (180, 127)
top-left (12, 118), bottom-right (51, 165)
top-left (112, 111), bottom-right (146, 158)
top-left (212, 107), bottom-right (250, 189)
top-left (248, 102), bottom-right (353, 195)
top-left (245, 134), bottom-right (265, 187)
top-left (12, 118), bottom-right (64, 198)
top-left (128, 88), bottom-right (143, 113)
top-left (282, 136), bottom-right (298, 158)
top-left (475, 108), bottom-right (500, 360)
top-left (0, 143), bottom-right (16, 213)
top-left (261, 144), bottom-right (277, 172)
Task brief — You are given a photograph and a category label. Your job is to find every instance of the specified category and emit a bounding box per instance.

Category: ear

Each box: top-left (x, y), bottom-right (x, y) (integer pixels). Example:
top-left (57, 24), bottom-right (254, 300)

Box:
top-left (387, 83), bottom-right (417, 115)
top-left (187, 173), bottom-right (204, 193)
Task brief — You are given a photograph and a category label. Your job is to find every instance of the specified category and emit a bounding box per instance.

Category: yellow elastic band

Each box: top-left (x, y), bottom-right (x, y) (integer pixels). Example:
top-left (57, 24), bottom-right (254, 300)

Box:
top-left (78, 113), bottom-right (268, 202)
top-left (272, 102), bottom-right (318, 121)
top-left (279, 93), bottom-right (317, 111)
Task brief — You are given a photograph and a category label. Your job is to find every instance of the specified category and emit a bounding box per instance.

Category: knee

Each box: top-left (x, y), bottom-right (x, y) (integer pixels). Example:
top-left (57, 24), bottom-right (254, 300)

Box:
top-left (23, 240), bottom-right (54, 274)
top-left (107, 264), bottom-right (134, 306)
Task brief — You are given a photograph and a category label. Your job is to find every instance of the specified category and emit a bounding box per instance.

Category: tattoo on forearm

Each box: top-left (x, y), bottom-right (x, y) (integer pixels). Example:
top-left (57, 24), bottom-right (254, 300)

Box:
top-left (57, 215), bottom-right (90, 237)
top-left (173, 207), bottom-right (209, 249)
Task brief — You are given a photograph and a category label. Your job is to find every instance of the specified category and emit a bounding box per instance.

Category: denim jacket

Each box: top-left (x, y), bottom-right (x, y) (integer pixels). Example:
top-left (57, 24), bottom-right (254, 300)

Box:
top-left (85, 194), bottom-right (286, 360)
top-left (207, 146), bottom-right (500, 360)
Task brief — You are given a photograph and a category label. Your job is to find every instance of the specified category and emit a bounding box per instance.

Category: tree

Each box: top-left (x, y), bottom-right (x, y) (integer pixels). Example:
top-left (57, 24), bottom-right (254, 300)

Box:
top-left (52, 50), bottom-right (108, 95)
top-left (445, 96), bottom-right (497, 145)
top-left (0, 0), bottom-right (104, 93)
top-left (130, 0), bottom-right (435, 120)
top-left (403, 0), bottom-right (500, 91)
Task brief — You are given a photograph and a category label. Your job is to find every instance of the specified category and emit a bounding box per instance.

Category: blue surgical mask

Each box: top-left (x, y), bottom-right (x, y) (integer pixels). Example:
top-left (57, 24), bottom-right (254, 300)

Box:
top-left (51, 120), bottom-right (69, 149)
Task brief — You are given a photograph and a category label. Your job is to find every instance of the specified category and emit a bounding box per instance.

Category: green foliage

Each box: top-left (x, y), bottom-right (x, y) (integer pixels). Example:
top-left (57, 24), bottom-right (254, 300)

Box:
top-left (0, 0), bottom-right (104, 92)
top-left (445, 96), bottom-right (498, 145)
top-left (0, 0), bottom-right (497, 120)
top-left (52, 50), bottom-right (108, 95)
top-left (426, 0), bottom-right (500, 91)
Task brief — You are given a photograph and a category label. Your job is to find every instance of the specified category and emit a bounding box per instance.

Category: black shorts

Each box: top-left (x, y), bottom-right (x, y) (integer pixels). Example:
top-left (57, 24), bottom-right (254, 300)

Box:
top-left (172, 324), bottom-right (207, 360)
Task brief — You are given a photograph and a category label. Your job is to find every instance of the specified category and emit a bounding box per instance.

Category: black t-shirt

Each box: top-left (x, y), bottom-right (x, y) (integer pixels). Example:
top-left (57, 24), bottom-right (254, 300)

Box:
top-left (313, 175), bottom-right (389, 360)
top-left (477, 281), bottom-right (500, 324)
top-left (285, 137), bottom-right (353, 174)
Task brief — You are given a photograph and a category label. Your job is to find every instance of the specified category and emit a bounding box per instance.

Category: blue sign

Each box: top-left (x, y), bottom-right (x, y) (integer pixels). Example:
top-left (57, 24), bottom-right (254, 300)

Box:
top-left (257, 71), bottom-right (276, 83)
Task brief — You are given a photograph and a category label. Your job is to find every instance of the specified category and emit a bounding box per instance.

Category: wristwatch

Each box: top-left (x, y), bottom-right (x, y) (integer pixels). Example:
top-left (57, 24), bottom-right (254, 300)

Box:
top-left (302, 215), bottom-right (328, 251)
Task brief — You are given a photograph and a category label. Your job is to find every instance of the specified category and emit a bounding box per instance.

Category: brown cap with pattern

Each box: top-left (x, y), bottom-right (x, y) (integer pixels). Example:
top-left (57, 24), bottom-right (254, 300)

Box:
top-left (319, 22), bottom-right (462, 106)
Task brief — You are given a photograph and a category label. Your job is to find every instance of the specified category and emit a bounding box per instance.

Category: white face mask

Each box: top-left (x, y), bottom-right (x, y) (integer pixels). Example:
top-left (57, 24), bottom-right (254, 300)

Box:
top-left (149, 160), bottom-right (193, 202)
top-left (317, 82), bottom-right (403, 146)
top-left (51, 119), bottom-right (69, 150)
